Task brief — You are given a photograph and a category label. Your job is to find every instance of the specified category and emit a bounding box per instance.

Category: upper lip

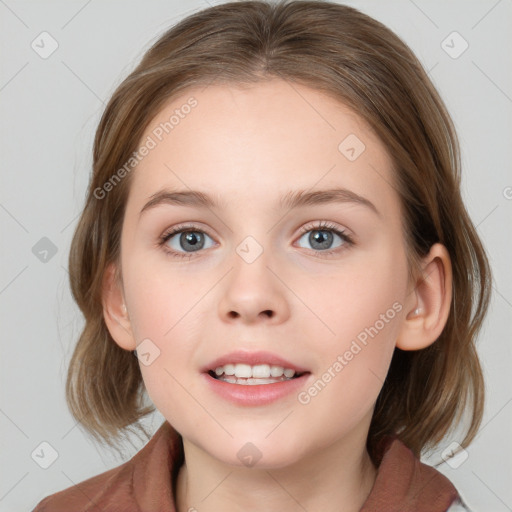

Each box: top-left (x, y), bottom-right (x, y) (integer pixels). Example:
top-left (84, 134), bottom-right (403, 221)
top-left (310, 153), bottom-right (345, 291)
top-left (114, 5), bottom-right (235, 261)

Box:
top-left (202, 350), bottom-right (309, 374)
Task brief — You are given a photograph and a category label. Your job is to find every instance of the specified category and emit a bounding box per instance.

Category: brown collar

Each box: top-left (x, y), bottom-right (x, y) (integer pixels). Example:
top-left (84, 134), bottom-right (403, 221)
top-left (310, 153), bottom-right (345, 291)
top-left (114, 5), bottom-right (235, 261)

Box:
top-left (360, 434), bottom-right (459, 511)
top-left (132, 422), bottom-right (459, 511)
top-left (34, 421), bottom-right (460, 511)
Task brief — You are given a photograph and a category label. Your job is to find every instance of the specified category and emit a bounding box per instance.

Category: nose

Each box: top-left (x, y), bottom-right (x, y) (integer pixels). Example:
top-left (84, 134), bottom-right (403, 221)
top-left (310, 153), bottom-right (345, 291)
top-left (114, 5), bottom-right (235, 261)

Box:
top-left (217, 245), bottom-right (290, 325)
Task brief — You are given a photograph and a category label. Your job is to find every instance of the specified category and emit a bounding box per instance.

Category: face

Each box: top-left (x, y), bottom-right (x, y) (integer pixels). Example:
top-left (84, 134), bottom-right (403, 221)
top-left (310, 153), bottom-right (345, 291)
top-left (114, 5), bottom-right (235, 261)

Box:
top-left (117, 79), bottom-right (412, 468)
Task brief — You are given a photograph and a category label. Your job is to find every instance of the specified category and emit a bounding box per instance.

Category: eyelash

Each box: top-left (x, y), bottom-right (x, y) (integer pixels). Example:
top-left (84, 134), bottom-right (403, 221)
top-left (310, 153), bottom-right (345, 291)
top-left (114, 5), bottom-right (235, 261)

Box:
top-left (158, 220), bottom-right (354, 260)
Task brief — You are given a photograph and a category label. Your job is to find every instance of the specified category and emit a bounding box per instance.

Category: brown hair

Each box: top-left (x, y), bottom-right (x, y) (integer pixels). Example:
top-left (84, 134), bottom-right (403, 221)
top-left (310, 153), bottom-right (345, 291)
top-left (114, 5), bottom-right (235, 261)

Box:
top-left (66, 0), bottom-right (491, 461)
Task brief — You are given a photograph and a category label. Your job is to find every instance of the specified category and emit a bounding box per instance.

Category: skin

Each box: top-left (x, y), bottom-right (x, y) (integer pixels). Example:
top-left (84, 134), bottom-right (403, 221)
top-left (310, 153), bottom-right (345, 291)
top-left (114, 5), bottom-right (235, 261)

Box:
top-left (102, 79), bottom-right (453, 512)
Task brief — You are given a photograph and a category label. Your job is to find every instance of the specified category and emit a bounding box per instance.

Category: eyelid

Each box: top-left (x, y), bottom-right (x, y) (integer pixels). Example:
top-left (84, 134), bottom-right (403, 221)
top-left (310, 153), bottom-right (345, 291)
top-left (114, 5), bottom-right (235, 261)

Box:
top-left (297, 219), bottom-right (350, 236)
top-left (160, 222), bottom-right (213, 241)
top-left (160, 220), bottom-right (351, 239)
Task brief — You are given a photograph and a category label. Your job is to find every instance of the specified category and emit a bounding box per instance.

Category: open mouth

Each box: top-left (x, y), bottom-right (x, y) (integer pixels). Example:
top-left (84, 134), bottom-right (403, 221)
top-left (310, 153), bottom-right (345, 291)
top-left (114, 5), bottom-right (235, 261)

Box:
top-left (207, 363), bottom-right (307, 385)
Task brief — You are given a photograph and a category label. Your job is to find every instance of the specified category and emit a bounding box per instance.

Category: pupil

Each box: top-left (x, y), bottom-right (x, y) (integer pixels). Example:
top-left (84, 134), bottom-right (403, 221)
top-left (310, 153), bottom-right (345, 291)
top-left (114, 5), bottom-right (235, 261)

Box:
top-left (181, 232), bottom-right (203, 251)
top-left (311, 230), bottom-right (332, 250)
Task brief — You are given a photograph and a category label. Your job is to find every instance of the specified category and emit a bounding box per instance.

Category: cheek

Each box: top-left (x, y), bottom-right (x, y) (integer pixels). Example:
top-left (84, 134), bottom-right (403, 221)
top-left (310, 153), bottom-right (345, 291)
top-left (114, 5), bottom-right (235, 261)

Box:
top-left (309, 246), bottom-right (407, 351)
top-left (300, 248), bottom-right (407, 410)
top-left (124, 259), bottom-right (201, 342)
top-left (123, 265), bottom-right (208, 432)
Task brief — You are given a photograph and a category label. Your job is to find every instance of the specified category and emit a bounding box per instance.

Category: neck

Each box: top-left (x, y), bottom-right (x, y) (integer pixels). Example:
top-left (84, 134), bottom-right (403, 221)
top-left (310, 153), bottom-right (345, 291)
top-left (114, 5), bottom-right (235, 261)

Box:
top-left (175, 430), bottom-right (377, 512)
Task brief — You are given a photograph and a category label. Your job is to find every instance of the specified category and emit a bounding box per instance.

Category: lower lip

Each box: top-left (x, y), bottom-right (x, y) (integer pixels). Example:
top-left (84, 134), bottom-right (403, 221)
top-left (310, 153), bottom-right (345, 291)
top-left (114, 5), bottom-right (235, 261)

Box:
top-left (203, 372), bottom-right (310, 406)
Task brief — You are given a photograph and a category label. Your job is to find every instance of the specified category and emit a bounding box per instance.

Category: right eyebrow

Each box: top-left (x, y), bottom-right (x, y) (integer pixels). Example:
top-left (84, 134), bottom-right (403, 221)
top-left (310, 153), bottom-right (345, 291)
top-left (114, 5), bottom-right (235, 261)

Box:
top-left (140, 190), bottom-right (224, 217)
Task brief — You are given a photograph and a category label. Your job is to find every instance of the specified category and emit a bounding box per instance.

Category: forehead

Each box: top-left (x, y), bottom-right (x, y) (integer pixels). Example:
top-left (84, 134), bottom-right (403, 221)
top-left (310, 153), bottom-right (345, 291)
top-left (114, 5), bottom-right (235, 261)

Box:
top-left (126, 79), bottom-right (398, 218)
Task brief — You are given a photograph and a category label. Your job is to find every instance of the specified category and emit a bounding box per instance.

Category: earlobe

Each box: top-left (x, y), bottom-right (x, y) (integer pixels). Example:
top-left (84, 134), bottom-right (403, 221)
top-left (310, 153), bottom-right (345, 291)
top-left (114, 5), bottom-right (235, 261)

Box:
top-left (396, 243), bottom-right (453, 351)
top-left (102, 263), bottom-right (136, 351)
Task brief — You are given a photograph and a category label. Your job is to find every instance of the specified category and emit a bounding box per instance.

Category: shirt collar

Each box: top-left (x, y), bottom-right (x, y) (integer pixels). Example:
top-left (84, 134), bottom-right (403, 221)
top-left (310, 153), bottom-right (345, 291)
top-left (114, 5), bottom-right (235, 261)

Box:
top-left (133, 421), bottom-right (459, 511)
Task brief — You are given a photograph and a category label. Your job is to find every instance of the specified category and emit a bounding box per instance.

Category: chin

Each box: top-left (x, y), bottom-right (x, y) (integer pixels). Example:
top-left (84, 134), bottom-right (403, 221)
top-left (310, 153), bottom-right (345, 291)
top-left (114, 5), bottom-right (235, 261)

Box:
top-left (200, 435), bottom-right (307, 470)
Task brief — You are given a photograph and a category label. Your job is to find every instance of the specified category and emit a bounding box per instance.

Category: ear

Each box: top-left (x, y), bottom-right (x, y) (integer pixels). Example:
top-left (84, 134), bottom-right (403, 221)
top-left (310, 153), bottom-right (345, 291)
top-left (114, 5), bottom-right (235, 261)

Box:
top-left (102, 263), bottom-right (136, 351)
top-left (396, 243), bottom-right (453, 351)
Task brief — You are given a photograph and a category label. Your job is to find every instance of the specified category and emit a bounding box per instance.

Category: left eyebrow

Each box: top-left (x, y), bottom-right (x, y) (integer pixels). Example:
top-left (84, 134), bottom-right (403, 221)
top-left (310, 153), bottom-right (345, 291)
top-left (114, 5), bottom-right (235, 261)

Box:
top-left (278, 188), bottom-right (381, 217)
top-left (139, 187), bottom-right (381, 218)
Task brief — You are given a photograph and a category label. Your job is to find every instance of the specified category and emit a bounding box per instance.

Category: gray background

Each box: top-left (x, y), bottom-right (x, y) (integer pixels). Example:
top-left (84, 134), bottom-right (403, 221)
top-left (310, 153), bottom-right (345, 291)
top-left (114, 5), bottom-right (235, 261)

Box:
top-left (1, 0), bottom-right (511, 510)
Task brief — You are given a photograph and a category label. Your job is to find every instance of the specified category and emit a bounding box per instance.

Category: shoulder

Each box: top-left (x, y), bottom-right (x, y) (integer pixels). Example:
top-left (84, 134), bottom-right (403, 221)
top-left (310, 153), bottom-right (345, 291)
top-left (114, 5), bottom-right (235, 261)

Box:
top-left (32, 461), bottom-right (135, 512)
top-left (32, 421), bottom-right (183, 512)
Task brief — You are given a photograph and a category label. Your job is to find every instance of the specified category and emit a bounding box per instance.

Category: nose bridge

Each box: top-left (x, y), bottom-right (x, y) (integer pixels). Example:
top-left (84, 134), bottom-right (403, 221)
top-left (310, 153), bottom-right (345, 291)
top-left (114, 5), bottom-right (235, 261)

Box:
top-left (229, 232), bottom-right (274, 296)
top-left (235, 234), bottom-right (266, 267)
top-left (218, 230), bottom-right (289, 323)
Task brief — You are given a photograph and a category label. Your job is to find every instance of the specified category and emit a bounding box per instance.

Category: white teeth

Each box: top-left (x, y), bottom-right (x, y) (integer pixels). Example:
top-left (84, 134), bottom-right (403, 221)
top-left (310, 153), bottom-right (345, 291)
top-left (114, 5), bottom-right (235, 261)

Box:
top-left (270, 365), bottom-right (284, 377)
top-left (212, 363), bottom-right (298, 381)
top-left (224, 364), bottom-right (235, 376)
top-left (250, 377), bottom-right (274, 384)
top-left (234, 364), bottom-right (252, 378)
top-left (252, 364), bottom-right (270, 378)
top-left (217, 376), bottom-right (293, 385)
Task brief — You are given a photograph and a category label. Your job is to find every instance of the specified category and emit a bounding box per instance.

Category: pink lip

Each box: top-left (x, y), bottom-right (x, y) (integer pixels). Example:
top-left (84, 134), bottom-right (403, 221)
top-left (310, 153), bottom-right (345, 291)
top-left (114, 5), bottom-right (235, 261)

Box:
top-left (201, 350), bottom-right (311, 406)
top-left (202, 372), bottom-right (311, 406)
top-left (202, 350), bottom-right (309, 374)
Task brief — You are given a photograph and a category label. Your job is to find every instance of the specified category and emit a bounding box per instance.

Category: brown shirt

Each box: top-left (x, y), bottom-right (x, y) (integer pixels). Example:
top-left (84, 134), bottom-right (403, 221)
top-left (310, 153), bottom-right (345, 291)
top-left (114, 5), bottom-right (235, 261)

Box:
top-left (33, 421), bottom-right (464, 512)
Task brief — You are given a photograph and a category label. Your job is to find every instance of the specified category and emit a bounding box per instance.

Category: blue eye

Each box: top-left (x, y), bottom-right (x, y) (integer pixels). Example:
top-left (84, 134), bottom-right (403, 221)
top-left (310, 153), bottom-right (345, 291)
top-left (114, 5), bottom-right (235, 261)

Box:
top-left (160, 225), bottom-right (215, 259)
top-left (296, 222), bottom-right (352, 253)
top-left (159, 221), bottom-right (353, 260)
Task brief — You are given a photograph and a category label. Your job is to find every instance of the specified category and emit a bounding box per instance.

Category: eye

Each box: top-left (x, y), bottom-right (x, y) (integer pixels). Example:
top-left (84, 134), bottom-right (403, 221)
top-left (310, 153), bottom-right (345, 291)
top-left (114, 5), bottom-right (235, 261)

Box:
top-left (296, 221), bottom-right (353, 256)
top-left (159, 221), bottom-right (354, 260)
top-left (159, 224), bottom-right (215, 259)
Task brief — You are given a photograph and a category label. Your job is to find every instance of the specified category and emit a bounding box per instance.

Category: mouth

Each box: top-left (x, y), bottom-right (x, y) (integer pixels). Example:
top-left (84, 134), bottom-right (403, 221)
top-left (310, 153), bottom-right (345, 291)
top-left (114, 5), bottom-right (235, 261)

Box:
top-left (202, 350), bottom-right (311, 405)
top-left (207, 363), bottom-right (307, 385)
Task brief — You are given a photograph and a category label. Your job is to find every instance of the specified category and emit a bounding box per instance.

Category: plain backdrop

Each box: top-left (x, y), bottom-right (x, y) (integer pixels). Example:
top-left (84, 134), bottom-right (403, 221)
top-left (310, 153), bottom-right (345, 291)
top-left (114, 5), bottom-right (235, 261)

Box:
top-left (1, 0), bottom-right (511, 511)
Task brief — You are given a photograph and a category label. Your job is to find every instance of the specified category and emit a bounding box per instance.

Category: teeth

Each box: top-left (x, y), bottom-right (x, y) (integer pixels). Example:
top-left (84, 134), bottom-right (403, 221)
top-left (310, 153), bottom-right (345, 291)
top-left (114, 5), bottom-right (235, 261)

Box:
top-left (252, 364), bottom-right (270, 378)
top-left (219, 376), bottom-right (292, 385)
top-left (224, 364), bottom-right (235, 376)
top-left (270, 365), bottom-right (284, 377)
top-left (212, 363), bottom-right (297, 380)
top-left (235, 363), bottom-right (252, 378)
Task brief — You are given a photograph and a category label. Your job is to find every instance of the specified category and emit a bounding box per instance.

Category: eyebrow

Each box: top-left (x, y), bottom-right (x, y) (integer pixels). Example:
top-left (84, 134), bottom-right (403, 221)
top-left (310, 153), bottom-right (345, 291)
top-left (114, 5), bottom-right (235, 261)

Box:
top-left (139, 187), bottom-right (381, 217)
